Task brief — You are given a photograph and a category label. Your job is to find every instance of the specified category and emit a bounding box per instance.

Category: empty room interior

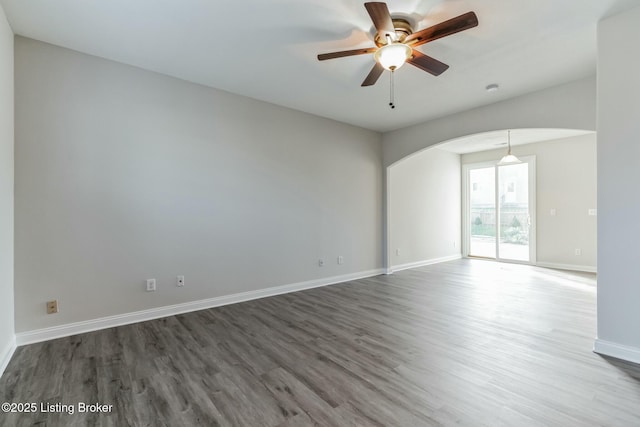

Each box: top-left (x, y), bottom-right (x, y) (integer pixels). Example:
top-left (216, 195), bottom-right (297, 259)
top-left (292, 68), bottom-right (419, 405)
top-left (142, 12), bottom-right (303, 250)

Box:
top-left (1, 0), bottom-right (640, 426)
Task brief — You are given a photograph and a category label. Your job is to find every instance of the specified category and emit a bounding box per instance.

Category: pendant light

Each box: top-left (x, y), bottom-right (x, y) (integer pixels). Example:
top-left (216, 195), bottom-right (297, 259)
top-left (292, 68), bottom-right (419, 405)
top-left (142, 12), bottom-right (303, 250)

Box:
top-left (498, 130), bottom-right (521, 165)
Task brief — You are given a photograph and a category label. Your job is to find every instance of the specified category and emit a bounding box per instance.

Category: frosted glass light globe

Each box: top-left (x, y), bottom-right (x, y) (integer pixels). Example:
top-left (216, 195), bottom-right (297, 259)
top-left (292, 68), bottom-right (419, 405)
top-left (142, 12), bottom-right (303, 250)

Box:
top-left (374, 43), bottom-right (412, 71)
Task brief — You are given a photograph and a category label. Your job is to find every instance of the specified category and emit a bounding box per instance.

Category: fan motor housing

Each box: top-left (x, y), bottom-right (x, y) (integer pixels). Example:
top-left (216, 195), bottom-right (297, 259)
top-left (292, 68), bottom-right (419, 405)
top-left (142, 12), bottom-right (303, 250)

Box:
top-left (374, 18), bottom-right (413, 46)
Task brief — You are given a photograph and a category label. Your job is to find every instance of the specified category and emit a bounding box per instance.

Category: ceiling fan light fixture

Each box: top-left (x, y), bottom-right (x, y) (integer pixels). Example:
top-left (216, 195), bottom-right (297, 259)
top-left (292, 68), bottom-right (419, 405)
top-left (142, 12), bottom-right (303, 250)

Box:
top-left (374, 43), bottom-right (412, 71)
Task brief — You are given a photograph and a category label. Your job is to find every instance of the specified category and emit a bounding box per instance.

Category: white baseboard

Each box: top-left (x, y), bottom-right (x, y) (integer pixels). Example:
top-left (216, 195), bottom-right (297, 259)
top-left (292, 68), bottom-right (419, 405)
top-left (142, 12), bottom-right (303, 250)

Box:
top-left (593, 339), bottom-right (640, 365)
top-left (389, 254), bottom-right (462, 273)
top-left (0, 335), bottom-right (17, 377)
top-left (536, 261), bottom-right (596, 273)
top-left (16, 268), bottom-right (385, 346)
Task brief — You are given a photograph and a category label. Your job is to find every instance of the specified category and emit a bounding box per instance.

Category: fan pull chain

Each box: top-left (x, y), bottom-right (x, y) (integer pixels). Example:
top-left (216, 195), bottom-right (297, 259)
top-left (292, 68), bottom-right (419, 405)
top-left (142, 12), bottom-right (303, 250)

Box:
top-left (389, 70), bottom-right (395, 109)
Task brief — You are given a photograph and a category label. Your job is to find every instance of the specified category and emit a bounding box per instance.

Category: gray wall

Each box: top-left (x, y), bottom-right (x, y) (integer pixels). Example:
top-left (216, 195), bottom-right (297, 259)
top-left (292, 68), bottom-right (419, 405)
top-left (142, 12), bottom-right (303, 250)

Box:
top-left (388, 148), bottom-right (460, 268)
top-left (14, 37), bottom-right (383, 333)
top-left (462, 134), bottom-right (597, 271)
top-left (596, 5), bottom-right (640, 359)
top-left (383, 76), bottom-right (596, 167)
top-left (0, 4), bottom-right (14, 370)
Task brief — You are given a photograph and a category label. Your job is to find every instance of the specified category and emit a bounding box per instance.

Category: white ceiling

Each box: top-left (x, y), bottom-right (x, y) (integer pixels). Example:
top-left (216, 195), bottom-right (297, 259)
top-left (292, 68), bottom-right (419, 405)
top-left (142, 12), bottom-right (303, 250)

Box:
top-left (1, 0), bottom-right (637, 132)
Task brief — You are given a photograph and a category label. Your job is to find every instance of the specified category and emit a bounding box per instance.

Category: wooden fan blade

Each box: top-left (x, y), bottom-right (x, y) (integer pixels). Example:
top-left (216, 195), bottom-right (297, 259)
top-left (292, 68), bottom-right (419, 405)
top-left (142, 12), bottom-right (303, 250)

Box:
top-left (361, 62), bottom-right (384, 86)
top-left (407, 50), bottom-right (449, 76)
top-left (405, 11), bottom-right (478, 47)
top-left (318, 47), bottom-right (377, 61)
top-left (365, 2), bottom-right (397, 41)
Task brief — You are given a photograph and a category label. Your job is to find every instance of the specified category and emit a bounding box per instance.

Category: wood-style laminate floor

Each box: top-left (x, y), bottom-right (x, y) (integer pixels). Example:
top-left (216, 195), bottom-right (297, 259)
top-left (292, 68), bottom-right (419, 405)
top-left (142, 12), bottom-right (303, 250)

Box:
top-left (2, 259), bottom-right (640, 426)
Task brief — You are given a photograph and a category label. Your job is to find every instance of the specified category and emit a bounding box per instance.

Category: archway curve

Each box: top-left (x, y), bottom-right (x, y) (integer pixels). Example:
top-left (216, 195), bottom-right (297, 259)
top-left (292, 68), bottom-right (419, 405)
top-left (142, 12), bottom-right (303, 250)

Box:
top-left (382, 76), bottom-right (596, 169)
top-left (389, 128), bottom-right (593, 168)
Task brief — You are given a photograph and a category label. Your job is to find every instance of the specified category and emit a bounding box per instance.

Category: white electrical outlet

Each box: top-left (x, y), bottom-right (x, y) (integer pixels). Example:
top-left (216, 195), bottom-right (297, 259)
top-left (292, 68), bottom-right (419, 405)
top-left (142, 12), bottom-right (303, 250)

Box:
top-left (177, 275), bottom-right (185, 287)
top-left (337, 256), bottom-right (344, 265)
top-left (146, 279), bottom-right (156, 292)
top-left (588, 209), bottom-right (597, 216)
top-left (318, 259), bottom-right (325, 267)
top-left (46, 300), bottom-right (59, 314)
top-left (575, 249), bottom-right (582, 256)
top-left (550, 208), bottom-right (556, 216)
top-left (395, 248), bottom-right (400, 256)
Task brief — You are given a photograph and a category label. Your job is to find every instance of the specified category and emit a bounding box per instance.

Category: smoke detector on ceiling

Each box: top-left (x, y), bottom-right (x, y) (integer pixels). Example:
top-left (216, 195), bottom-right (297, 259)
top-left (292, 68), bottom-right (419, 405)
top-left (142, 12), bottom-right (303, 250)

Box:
top-left (486, 83), bottom-right (499, 93)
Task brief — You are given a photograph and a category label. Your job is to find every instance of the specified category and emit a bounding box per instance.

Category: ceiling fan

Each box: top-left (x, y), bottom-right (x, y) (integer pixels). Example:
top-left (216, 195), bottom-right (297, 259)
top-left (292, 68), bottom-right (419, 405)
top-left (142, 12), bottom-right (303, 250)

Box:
top-left (317, 2), bottom-right (478, 88)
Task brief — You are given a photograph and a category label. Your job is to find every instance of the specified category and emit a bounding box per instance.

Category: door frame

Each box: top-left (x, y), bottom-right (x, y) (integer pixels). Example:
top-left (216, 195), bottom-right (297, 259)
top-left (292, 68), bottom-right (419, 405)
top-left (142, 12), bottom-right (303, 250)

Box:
top-left (462, 156), bottom-right (536, 265)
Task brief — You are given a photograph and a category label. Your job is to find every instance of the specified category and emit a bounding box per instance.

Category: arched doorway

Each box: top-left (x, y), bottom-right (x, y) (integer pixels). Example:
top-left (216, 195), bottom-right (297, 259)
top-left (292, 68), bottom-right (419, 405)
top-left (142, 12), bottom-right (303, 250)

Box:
top-left (386, 128), bottom-right (595, 272)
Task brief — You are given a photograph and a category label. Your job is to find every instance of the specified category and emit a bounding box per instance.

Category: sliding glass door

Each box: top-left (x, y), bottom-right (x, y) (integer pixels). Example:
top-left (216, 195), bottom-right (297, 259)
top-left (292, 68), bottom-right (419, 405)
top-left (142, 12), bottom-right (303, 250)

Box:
top-left (464, 157), bottom-right (536, 263)
top-left (468, 166), bottom-right (496, 258)
top-left (497, 162), bottom-right (531, 261)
